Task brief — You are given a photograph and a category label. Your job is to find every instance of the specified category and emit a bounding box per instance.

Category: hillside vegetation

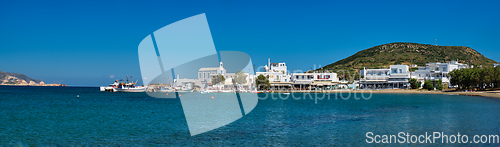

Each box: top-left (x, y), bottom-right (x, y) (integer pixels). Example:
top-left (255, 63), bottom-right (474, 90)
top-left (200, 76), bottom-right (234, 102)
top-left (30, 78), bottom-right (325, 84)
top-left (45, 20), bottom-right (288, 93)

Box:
top-left (318, 42), bottom-right (498, 73)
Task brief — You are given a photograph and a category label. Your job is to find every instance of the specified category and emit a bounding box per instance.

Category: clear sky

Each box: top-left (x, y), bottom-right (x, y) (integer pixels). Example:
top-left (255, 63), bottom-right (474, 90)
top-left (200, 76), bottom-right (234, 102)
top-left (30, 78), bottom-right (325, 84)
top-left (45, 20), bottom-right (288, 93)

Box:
top-left (1, 0), bottom-right (499, 86)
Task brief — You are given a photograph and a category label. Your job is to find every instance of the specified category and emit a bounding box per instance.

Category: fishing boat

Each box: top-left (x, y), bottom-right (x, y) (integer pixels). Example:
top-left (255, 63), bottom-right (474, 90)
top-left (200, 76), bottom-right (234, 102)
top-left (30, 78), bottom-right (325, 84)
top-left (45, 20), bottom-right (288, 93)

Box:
top-left (114, 84), bottom-right (147, 92)
top-left (112, 76), bottom-right (147, 92)
top-left (174, 82), bottom-right (194, 92)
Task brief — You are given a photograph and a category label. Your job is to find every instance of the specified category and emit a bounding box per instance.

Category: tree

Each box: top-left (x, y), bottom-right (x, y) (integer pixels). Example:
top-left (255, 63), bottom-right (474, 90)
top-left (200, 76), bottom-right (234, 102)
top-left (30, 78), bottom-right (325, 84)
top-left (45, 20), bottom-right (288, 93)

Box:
top-left (232, 71), bottom-right (248, 84)
top-left (409, 78), bottom-right (422, 89)
top-left (435, 79), bottom-right (443, 91)
top-left (211, 74), bottom-right (225, 85)
top-left (255, 74), bottom-right (270, 90)
top-left (423, 80), bottom-right (434, 91)
top-left (449, 66), bottom-right (500, 90)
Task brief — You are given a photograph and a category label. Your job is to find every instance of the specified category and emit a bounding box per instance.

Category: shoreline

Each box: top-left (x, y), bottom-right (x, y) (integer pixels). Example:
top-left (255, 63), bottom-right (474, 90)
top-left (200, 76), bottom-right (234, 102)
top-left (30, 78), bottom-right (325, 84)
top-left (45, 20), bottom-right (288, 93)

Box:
top-left (269, 89), bottom-right (500, 99)
top-left (0, 83), bottom-right (67, 87)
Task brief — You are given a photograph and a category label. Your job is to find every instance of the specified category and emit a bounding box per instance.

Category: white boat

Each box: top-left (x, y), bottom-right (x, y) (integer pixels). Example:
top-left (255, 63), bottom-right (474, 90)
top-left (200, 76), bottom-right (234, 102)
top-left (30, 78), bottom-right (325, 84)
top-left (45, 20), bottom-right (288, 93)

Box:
top-left (176, 89), bottom-right (194, 92)
top-left (111, 76), bottom-right (147, 92)
top-left (113, 86), bottom-right (147, 92)
top-left (174, 82), bottom-right (194, 92)
top-left (282, 93), bottom-right (290, 95)
top-left (158, 89), bottom-right (175, 92)
top-left (220, 90), bottom-right (234, 93)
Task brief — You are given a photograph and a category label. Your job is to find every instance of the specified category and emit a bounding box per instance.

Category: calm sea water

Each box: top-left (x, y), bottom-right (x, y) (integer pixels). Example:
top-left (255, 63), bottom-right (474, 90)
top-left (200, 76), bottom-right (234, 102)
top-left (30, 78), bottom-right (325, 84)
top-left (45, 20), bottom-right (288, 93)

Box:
top-left (1, 86), bottom-right (500, 146)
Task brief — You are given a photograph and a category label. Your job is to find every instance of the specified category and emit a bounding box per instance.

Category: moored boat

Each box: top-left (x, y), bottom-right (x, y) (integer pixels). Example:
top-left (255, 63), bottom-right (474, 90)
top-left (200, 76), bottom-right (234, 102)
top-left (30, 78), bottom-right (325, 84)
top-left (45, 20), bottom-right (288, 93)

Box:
top-left (105, 76), bottom-right (147, 92)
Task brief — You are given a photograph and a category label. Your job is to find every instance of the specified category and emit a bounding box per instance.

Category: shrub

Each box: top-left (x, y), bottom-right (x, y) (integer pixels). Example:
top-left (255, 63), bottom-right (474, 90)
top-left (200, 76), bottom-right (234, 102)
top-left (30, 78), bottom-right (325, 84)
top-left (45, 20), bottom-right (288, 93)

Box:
top-left (423, 80), bottom-right (434, 91)
top-left (409, 78), bottom-right (422, 89)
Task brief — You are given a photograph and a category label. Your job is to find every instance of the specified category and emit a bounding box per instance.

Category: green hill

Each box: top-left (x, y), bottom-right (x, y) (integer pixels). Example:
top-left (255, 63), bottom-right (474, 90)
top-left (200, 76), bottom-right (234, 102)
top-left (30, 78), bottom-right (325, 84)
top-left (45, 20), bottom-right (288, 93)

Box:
top-left (317, 42), bottom-right (498, 74)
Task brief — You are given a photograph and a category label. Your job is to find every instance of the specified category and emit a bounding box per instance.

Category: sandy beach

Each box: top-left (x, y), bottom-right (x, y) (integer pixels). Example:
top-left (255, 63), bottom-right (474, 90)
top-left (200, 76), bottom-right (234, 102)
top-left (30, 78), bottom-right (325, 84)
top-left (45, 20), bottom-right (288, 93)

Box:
top-left (344, 89), bottom-right (500, 99)
top-left (275, 89), bottom-right (500, 99)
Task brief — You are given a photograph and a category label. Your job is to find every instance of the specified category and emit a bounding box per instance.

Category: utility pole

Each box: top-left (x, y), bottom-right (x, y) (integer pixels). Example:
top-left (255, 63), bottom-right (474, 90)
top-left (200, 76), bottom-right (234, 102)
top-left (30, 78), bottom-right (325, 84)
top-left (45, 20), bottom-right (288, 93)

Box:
top-left (359, 65), bottom-right (361, 89)
top-left (410, 47), bottom-right (413, 89)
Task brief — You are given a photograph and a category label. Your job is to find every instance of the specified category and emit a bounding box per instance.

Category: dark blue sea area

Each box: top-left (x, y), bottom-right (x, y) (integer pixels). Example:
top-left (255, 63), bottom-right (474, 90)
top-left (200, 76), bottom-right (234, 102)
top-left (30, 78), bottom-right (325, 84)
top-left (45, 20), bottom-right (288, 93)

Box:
top-left (1, 86), bottom-right (499, 146)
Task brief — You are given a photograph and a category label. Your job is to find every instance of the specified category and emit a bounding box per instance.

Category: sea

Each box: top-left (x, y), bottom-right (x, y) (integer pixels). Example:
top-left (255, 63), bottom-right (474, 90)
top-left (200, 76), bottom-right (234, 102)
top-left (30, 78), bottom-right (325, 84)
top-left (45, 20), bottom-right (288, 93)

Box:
top-left (1, 86), bottom-right (500, 146)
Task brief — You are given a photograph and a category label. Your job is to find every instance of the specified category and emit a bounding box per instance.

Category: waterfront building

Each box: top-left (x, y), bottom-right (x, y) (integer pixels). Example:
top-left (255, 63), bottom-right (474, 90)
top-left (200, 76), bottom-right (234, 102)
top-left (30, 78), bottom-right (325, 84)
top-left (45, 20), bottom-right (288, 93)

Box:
top-left (360, 65), bottom-right (410, 89)
top-left (410, 61), bottom-right (469, 87)
top-left (255, 58), bottom-right (292, 90)
top-left (257, 58), bottom-right (291, 82)
top-left (253, 58), bottom-right (343, 91)
top-left (291, 72), bottom-right (339, 90)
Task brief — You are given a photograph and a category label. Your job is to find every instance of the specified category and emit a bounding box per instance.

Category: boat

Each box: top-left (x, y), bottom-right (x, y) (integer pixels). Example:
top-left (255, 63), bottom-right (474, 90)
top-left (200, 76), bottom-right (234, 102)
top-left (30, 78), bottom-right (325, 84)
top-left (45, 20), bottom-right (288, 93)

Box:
top-left (158, 89), bottom-right (175, 92)
top-left (114, 85), bottom-right (147, 92)
top-left (282, 93), bottom-right (290, 95)
top-left (176, 89), bottom-right (195, 92)
top-left (173, 82), bottom-right (195, 92)
top-left (155, 86), bottom-right (175, 92)
top-left (220, 90), bottom-right (234, 93)
top-left (111, 76), bottom-right (147, 92)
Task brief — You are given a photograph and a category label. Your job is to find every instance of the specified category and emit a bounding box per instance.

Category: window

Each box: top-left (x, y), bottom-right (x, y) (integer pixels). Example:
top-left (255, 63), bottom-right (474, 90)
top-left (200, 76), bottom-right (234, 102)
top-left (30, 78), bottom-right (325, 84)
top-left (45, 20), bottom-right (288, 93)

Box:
top-left (399, 69), bottom-right (402, 73)
top-left (443, 67), bottom-right (447, 72)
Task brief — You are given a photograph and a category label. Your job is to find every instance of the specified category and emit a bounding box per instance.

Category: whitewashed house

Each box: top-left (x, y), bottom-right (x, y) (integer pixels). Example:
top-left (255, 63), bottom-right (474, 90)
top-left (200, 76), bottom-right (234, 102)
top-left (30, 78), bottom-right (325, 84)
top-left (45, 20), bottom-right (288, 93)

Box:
top-left (360, 65), bottom-right (410, 89)
top-left (410, 61), bottom-right (469, 86)
top-left (291, 72), bottom-right (339, 90)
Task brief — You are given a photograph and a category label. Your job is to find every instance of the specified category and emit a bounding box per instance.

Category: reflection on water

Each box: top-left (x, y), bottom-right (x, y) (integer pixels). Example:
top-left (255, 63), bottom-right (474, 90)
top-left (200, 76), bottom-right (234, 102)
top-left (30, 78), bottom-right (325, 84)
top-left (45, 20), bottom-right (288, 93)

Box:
top-left (1, 86), bottom-right (500, 146)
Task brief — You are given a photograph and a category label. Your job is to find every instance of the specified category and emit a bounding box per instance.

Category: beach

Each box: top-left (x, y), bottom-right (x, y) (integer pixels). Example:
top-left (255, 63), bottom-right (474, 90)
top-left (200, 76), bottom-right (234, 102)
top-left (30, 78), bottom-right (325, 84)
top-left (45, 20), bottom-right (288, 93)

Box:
top-left (271, 89), bottom-right (500, 99)
top-left (359, 89), bottom-right (500, 99)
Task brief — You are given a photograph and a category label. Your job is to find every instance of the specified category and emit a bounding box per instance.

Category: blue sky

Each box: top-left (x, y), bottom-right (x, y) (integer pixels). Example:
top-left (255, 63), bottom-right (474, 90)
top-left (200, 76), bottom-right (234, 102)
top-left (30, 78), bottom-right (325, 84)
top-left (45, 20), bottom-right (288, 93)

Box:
top-left (1, 0), bottom-right (499, 86)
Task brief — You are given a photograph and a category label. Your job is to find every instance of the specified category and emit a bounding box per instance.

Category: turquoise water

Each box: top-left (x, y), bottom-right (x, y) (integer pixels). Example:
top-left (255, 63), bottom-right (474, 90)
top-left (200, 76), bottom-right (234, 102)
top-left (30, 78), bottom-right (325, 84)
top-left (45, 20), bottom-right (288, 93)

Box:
top-left (1, 86), bottom-right (500, 146)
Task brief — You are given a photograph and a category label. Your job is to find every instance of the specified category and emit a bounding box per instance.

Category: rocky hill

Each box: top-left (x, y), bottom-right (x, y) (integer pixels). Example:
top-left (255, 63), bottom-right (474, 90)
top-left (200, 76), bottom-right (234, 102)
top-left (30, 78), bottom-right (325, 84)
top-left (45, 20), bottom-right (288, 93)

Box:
top-left (0, 71), bottom-right (44, 85)
top-left (318, 42), bottom-right (498, 73)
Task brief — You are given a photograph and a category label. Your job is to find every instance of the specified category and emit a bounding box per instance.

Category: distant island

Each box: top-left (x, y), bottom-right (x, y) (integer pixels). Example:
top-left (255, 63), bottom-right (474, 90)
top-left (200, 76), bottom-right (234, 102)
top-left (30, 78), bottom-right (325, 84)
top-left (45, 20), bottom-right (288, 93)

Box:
top-left (0, 71), bottom-right (66, 86)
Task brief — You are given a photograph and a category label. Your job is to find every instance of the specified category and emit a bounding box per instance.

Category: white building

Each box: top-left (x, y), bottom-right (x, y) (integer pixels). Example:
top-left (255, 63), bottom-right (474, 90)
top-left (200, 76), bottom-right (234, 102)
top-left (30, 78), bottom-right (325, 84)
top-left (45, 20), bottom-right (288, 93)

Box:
top-left (291, 72), bottom-right (339, 90)
top-left (198, 62), bottom-right (226, 84)
top-left (196, 62), bottom-right (253, 90)
top-left (256, 58), bottom-right (291, 83)
top-left (495, 64), bottom-right (499, 67)
top-left (410, 61), bottom-right (469, 86)
top-left (360, 65), bottom-right (410, 89)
